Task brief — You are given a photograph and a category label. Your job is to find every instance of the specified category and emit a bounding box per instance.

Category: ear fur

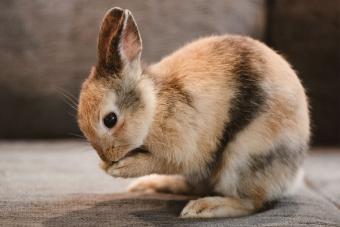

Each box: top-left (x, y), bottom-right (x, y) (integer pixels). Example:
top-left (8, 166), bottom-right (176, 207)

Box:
top-left (97, 7), bottom-right (142, 74)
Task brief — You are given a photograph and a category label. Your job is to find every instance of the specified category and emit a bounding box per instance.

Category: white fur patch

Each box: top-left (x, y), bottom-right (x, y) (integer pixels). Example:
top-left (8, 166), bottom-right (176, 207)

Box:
top-left (284, 168), bottom-right (304, 196)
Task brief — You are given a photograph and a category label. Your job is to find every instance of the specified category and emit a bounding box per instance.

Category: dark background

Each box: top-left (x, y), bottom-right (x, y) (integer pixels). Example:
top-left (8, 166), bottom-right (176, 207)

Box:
top-left (0, 0), bottom-right (339, 146)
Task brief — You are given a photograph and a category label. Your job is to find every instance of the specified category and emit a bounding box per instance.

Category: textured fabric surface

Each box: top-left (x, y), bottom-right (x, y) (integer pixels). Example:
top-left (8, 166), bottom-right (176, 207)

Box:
top-left (304, 149), bottom-right (340, 209)
top-left (1, 190), bottom-right (340, 227)
top-left (0, 141), bottom-right (339, 226)
top-left (0, 0), bottom-right (265, 139)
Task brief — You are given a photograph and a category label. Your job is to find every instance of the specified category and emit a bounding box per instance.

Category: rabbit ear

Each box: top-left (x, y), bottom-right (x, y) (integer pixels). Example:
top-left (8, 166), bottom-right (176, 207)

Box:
top-left (97, 7), bottom-right (142, 74)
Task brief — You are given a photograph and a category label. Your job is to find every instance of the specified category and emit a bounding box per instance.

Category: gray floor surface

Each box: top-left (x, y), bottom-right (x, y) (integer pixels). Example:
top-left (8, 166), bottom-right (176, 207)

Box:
top-left (0, 140), bottom-right (339, 226)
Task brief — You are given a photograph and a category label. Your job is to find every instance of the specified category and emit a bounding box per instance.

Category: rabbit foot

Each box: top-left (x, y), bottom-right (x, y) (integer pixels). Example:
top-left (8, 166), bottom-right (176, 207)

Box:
top-left (128, 174), bottom-right (190, 194)
top-left (180, 196), bottom-right (255, 218)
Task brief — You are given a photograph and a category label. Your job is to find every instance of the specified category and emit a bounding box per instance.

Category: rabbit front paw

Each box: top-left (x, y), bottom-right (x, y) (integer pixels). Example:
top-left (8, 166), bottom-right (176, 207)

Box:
top-left (106, 152), bottom-right (152, 178)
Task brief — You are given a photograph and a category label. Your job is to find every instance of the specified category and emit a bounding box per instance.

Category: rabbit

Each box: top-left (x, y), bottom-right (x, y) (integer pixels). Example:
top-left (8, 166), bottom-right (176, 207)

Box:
top-left (77, 7), bottom-right (310, 218)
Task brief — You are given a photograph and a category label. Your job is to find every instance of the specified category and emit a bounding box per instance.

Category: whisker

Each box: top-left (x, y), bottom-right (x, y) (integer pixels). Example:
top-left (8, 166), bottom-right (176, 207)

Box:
top-left (68, 132), bottom-right (86, 140)
top-left (62, 95), bottom-right (78, 110)
top-left (60, 96), bottom-right (78, 111)
top-left (56, 87), bottom-right (79, 111)
top-left (56, 87), bottom-right (78, 103)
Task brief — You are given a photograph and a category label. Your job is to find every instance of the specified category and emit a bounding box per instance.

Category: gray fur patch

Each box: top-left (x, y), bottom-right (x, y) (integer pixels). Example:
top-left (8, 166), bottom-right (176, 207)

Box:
top-left (207, 48), bottom-right (267, 178)
top-left (115, 83), bottom-right (143, 111)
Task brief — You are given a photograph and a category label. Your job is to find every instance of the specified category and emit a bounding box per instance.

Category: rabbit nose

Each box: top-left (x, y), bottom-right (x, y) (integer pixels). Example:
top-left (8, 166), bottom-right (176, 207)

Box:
top-left (97, 149), bottom-right (110, 163)
top-left (91, 142), bottom-right (110, 162)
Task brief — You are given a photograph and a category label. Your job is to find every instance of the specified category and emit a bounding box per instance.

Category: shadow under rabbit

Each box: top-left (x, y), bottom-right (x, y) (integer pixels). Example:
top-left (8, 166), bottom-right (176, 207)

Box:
top-left (43, 193), bottom-right (283, 227)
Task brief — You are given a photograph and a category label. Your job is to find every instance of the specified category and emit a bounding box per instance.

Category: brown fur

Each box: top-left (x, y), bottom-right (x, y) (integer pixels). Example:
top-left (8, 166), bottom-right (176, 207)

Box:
top-left (97, 9), bottom-right (125, 73)
top-left (77, 8), bottom-right (310, 218)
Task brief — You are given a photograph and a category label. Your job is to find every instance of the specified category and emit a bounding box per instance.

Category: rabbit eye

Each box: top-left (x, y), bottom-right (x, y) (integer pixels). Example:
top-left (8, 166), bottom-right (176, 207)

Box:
top-left (103, 112), bottom-right (117, 129)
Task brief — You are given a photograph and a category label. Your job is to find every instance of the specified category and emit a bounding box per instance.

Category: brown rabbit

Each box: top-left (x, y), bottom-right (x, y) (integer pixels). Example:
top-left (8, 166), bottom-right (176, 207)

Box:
top-left (78, 7), bottom-right (310, 218)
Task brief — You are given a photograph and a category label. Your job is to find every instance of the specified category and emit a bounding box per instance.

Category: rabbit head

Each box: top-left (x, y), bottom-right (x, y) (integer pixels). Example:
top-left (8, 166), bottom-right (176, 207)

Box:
top-left (78, 8), bottom-right (156, 163)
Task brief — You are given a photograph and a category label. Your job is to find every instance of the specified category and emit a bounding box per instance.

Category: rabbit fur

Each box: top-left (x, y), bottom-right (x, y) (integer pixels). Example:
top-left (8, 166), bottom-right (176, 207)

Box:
top-left (77, 7), bottom-right (310, 218)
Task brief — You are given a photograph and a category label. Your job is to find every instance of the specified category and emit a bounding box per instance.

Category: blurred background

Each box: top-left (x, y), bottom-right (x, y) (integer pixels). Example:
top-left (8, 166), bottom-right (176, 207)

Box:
top-left (0, 0), bottom-right (339, 146)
